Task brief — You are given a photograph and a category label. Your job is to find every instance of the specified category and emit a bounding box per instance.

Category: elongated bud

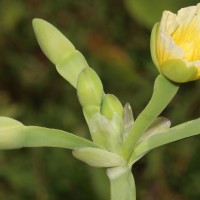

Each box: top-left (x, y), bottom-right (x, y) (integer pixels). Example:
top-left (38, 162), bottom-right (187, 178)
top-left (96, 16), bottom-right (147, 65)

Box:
top-left (101, 94), bottom-right (123, 120)
top-left (32, 18), bottom-right (75, 65)
top-left (101, 94), bottom-right (124, 136)
top-left (32, 18), bottom-right (89, 87)
top-left (77, 67), bottom-right (104, 107)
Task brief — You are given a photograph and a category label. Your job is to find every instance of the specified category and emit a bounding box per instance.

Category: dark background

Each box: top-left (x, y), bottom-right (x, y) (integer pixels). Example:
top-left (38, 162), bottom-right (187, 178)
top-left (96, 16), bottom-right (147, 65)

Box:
top-left (0, 0), bottom-right (200, 199)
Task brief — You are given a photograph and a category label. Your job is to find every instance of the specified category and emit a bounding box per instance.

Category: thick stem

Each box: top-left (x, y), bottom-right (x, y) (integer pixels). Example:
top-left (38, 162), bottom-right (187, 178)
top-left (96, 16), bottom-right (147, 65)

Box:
top-left (107, 167), bottom-right (136, 200)
top-left (121, 75), bottom-right (179, 160)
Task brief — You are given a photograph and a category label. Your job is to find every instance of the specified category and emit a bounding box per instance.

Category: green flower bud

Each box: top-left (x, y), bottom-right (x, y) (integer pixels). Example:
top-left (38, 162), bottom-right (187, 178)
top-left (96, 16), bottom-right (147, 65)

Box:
top-left (77, 67), bottom-right (104, 107)
top-left (101, 94), bottom-right (123, 120)
top-left (32, 18), bottom-right (75, 65)
top-left (101, 94), bottom-right (124, 137)
top-left (33, 18), bottom-right (90, 87)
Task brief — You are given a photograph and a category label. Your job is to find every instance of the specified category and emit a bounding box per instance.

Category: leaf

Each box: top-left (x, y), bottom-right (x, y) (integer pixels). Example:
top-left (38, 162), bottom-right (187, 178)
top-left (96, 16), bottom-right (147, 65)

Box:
top-left (0, 117), bottom-right (102, 150)
top-left (72, 147), bottom-right (125, 167)
top-left (138, 116), bottom-right (171, 143)
top-left (123, 103), bottom-right (134, 140)
top-left (129, 117), bottom-right (200, 165)
top-left (23, 126), bottom-right (102, 149)
top-left (0, 117), bottom-right (25, 149)
top-left (86, 113), bottom-right (122, 153)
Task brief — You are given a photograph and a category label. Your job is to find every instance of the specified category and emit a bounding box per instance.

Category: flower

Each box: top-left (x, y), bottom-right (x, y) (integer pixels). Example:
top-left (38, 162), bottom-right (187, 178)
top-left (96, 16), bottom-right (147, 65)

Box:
top-left (151, 4), bottom-right (200, 83)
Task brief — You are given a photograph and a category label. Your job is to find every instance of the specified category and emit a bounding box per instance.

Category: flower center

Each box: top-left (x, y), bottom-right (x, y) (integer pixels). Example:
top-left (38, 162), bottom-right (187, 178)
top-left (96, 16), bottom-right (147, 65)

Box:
top-left (171, 19), bottom-right (200, 61)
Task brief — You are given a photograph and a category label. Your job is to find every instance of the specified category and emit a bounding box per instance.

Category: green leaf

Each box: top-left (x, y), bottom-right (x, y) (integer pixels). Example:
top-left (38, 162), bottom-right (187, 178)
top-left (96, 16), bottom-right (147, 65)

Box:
top-left (121, 75), bottom-right (179, 159)
top-left (0, 117), bottom-right (101, 150)
top-left (0, 117), bottom-right (25, 149)
top-left (129, 118), bottom-right (200, 165)
top-left (138, 117), bottom-right (171, 143)
top-left (123, 103), bottom-right (134, 140)
top-left (72, 147), bottom-right (126, 167)
top-left (107, 167), bottom-right (136, 200)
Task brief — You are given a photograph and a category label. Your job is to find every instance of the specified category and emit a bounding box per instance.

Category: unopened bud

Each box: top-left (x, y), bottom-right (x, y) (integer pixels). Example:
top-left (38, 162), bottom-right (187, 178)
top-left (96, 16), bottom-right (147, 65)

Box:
top-left (32, 18), bottom-right (75, 65)
top-left (101, 94), bottom-right (123, 120)
top-left (77, 67), bottom-right (104, 107)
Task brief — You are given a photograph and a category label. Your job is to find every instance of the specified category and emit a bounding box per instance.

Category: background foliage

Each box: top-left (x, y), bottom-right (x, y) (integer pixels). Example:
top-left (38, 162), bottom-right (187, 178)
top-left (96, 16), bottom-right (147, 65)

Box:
top-left (0, 0), bottom-right (200, 199)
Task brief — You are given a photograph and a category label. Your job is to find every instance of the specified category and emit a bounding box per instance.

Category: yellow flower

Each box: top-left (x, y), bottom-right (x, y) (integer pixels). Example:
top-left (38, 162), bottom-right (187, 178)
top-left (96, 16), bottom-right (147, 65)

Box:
top-left (151, 4), bottom-right (200, 83)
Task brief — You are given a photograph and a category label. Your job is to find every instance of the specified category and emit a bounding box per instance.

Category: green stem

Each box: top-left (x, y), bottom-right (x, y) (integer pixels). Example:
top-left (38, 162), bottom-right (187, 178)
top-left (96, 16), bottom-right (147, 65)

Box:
top-left (121, 75), bottom-right (179, 160)
top-left (107, 167), bottom-right (136, 200)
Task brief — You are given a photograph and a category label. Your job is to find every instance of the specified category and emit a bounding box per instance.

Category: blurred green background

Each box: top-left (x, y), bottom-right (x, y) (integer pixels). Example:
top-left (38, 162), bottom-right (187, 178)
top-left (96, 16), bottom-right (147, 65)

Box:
top-left (0, 0), bottom-right (200, 199)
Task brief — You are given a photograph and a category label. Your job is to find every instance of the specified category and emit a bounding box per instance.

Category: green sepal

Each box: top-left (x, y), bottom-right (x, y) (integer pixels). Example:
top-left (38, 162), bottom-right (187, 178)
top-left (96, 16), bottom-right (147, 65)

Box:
top-left (150, 22), bottom-right (160, 71)
top-left (72, 147), bottom-right (126, 167)
top-left (161, 59), bottom-right (198, 83)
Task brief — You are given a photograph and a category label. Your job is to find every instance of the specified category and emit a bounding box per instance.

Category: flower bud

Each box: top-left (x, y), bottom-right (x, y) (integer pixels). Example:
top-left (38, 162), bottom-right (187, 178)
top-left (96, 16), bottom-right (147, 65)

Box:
top-left (33, 18), bottom-right (89, 87)
top-left (101, 94), bottom-right (123, 120)
top-left (77, 67), bottom-right (104, 107)
top-left (32, 18), bottom-right (75, 65)
top-left (101, 94), bottom-right (124, 137)
top-left (150, 4), bottom-right (200, 83)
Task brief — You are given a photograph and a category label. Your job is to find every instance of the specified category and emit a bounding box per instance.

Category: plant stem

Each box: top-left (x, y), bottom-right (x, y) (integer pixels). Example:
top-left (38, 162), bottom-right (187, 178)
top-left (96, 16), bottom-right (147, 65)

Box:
top-left (121, 75), bottom-right (179, 160)
top-left (107, 167), bottom-right (136, 200)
